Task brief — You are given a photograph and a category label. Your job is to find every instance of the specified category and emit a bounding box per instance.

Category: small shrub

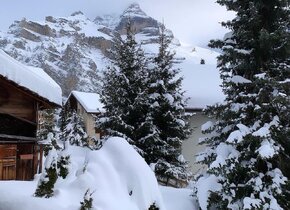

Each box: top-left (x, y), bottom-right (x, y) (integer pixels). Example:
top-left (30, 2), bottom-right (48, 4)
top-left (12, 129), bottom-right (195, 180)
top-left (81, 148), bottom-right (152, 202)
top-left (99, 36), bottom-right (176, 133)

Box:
top-left (148, 202), bottom-right (159, 210)
top-left (35, 160), bottom-right (58, 198)
top-left (57, 155), bottom-right (70, 179)
top-left (80, 189), bottom-right (94, 210)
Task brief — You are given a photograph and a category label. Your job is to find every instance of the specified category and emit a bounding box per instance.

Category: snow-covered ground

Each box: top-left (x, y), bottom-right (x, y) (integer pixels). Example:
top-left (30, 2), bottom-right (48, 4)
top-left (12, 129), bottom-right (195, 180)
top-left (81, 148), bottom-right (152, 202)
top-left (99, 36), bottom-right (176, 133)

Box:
top-left (160, 186), bottom-right (198, 210)
top-left (0, 183), bottom-right (198, 210)
top-left (0, 137), bottom-right (198, 210)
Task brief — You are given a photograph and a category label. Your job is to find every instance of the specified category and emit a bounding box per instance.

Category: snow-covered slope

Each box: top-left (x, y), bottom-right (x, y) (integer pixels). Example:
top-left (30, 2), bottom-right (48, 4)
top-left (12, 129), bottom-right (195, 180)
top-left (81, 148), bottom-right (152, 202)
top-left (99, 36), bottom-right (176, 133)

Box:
top-left (143, 42), bottom-right (224, 109)
top-left (176, 46), bottom-right (224, 109)
top-left (0, 3), bottom-right (224, 108)
top-left (0, 137), bottom-right (166, 210)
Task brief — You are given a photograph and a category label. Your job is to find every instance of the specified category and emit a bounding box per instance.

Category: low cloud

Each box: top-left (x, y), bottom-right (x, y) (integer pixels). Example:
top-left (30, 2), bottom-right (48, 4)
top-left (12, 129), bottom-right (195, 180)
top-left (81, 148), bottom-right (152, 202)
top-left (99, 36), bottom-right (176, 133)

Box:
top-left (0, 0), bottom-right (235, 46)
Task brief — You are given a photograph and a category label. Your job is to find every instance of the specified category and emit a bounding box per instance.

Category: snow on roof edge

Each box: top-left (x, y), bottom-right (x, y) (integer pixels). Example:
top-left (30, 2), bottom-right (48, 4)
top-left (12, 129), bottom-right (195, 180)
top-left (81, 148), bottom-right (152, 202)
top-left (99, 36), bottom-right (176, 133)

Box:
top-left (70, 91), bottom-right (104, 113)
top-left (0, 50), bottom-right (62, 106)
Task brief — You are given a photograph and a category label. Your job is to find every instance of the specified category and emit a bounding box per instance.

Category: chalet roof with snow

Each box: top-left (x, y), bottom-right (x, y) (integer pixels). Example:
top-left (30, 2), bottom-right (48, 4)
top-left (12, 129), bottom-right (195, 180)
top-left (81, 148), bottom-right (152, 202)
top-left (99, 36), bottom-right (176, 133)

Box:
top-left (0, 50), bottom-right (62, 107)
top-left (67, 91), bottom-right (104, 113)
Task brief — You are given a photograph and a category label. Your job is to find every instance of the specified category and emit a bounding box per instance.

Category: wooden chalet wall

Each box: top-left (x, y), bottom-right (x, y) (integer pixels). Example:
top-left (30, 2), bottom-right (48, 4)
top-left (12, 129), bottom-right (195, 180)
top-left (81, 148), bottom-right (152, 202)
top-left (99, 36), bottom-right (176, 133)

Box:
top-left (0, 76), bottom-right (46, 180)
top-left (0, 77), bottom-right (37, 123)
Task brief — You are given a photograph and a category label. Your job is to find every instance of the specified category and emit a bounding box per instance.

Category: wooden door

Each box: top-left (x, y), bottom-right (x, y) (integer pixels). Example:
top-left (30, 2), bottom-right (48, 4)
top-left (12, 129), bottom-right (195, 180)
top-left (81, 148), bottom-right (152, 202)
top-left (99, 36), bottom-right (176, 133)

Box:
top-left (17, 144), bottom-right (34, 180)
top-left (0, 145), bottom-right (17, 180)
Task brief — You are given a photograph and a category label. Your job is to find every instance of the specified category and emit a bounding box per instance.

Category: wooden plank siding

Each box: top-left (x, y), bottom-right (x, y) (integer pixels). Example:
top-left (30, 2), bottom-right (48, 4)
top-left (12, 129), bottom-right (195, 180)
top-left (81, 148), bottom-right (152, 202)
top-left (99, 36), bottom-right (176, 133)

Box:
top-left (0, 145), bottom-right (17, 180)
top-left (0, 74), bottom-right (60, 180)
top-left (0, 143), bottom-right (41, 180)
top-left (0, 78), bottom-right (37, 123)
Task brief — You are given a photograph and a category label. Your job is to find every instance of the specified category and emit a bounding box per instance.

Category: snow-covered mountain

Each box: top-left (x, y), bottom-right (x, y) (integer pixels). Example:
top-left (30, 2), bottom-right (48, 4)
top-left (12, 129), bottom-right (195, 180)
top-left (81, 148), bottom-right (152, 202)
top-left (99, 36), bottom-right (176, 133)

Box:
top-left (0, 3), bottom-right (224, 108)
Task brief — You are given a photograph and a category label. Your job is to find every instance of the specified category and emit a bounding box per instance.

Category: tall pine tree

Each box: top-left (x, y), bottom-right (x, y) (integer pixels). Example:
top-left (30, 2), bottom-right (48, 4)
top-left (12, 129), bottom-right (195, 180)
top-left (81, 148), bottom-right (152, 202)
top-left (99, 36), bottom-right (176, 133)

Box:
top-left (197, 0), bottom-right (290, 209)
top-left (96, 20), bottom-right (151, 155)
top-left (145, 24), bottom-right (191, 186)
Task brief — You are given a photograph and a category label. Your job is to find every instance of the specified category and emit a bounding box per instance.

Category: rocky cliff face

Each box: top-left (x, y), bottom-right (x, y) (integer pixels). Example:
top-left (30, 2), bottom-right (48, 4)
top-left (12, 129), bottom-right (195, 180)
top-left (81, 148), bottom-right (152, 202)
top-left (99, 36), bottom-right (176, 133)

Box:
top-left (0, 3), bottom-right (177, 96)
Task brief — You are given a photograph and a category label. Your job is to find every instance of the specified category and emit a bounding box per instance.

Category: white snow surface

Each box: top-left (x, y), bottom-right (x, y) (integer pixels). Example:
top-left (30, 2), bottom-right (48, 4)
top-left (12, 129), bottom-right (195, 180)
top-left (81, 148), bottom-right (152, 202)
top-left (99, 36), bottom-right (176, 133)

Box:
top-left (229, 75), bottom-right (252, 84)
top-left (0, 50), bottom-right (62, 106)
top-left (176, 45), bottom-right (224, 109)
top-left (143, 43), bottom-right (225, 109)
top-left (243, 197), bottom-right (261, 209)
top-left (0, 137), bottom-right (166, 210)
top-left (201, 121), bottom-right (214, 132)
top-left (209, 143), bottom-right (240, 169)
top-left (70, 91), bottom-right (104, 113)
top-left (256, 140), bottom-right (276, 158)
top-left (195, 174), bottom-right (222, 210)
top-left (160, 186), bottom-right (198, 210)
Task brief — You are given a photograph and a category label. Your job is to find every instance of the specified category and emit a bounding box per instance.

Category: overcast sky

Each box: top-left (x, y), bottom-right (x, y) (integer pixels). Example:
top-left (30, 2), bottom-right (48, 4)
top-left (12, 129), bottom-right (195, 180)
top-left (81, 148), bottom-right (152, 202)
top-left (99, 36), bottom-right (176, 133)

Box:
top-left (0, 0), bottom-right (235, 46)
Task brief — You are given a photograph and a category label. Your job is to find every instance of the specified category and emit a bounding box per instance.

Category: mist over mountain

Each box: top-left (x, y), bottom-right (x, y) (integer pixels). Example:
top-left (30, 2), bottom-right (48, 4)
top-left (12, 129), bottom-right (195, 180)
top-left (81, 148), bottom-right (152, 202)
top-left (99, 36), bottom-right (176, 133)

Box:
top-left (0, 3), bottom-right (222, 107)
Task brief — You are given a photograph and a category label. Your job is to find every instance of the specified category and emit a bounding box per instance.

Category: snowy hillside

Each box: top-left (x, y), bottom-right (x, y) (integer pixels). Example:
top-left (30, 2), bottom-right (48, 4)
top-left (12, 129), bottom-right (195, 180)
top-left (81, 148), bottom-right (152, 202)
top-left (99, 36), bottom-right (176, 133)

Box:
top-left (176, 45), bottom-right (224, 109)
top-left (0, 3), bottom-right (223, 107)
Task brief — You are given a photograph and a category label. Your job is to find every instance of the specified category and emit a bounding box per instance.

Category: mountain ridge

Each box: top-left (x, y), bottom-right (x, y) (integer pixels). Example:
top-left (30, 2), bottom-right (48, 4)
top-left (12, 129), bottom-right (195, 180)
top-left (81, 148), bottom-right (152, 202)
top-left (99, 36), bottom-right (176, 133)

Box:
top-left (0, 3), bottom-right (223, 108)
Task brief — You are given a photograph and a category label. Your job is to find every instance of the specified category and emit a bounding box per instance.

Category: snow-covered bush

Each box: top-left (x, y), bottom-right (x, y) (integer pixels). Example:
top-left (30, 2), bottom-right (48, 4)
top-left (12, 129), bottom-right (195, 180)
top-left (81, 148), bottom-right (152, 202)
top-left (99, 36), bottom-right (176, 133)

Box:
top-left (57, 155), bottom-right (70, 179)
top-left (148, 202), bottom-right (159, 210)
top-left (35, 149), bottom-right (58, 198)
top-left (80, 189), bottom-right (94, 210)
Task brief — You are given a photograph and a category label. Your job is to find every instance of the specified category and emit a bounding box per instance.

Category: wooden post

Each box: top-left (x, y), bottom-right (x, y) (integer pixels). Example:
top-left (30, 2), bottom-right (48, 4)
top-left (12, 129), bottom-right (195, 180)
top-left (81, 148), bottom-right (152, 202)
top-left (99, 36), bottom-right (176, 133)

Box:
top-left (39, 144), bottom-right (43, 173)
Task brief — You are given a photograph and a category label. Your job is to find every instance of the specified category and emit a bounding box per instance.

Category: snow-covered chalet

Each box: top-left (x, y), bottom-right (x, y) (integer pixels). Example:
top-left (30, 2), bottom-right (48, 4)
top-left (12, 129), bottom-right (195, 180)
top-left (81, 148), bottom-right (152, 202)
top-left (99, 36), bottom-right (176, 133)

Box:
top-left (0, 50), bottom-right (62, 180)
top-left (65, 91), bottom-right (104, 140)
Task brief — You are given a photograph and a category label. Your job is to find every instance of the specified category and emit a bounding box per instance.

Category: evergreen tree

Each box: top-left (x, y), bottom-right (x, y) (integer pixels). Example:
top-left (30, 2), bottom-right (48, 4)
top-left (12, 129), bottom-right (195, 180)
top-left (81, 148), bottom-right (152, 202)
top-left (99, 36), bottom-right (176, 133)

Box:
top-left (96, 20), bottom-right (150, 155)
top-left (37, 109), bottom-right (60, 155)
top-left (57, 155), bottom-right (70, 179)
top-left (35, 149), bottom-right (58, 198)
top-left (63, 111), bottom-right (89, 147)
top-left (197, 0), bottom-right (290, 209)
top-left (145, 25), bottom-right (191, 185)
top-left (37, 109), bottom-right (55, 140)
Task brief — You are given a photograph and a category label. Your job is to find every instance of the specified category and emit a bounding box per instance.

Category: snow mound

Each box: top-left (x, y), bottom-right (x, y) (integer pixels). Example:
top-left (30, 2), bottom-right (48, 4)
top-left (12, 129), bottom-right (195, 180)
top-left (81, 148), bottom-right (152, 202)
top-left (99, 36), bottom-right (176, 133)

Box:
top-left (0, 137), bottom-right (165, 210)
top-left (160, 186), bottom-right (199, 210)
top-left (0, 50), bottom-right (62, 106)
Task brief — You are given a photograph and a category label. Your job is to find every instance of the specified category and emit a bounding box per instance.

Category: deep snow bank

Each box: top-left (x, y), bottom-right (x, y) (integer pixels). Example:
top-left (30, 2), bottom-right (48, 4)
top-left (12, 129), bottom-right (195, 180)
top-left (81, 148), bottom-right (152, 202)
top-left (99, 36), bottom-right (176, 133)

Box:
top-left (160, 186), bottom-right (198, 210)
top-left (0, 137), bottom-right (165, 210)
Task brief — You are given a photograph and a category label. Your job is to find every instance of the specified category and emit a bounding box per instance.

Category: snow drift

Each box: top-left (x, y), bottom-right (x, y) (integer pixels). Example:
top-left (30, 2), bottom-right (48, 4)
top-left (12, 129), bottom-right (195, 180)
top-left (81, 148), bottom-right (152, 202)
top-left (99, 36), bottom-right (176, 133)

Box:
top-left (0, 137), bottom-right (165, 210)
